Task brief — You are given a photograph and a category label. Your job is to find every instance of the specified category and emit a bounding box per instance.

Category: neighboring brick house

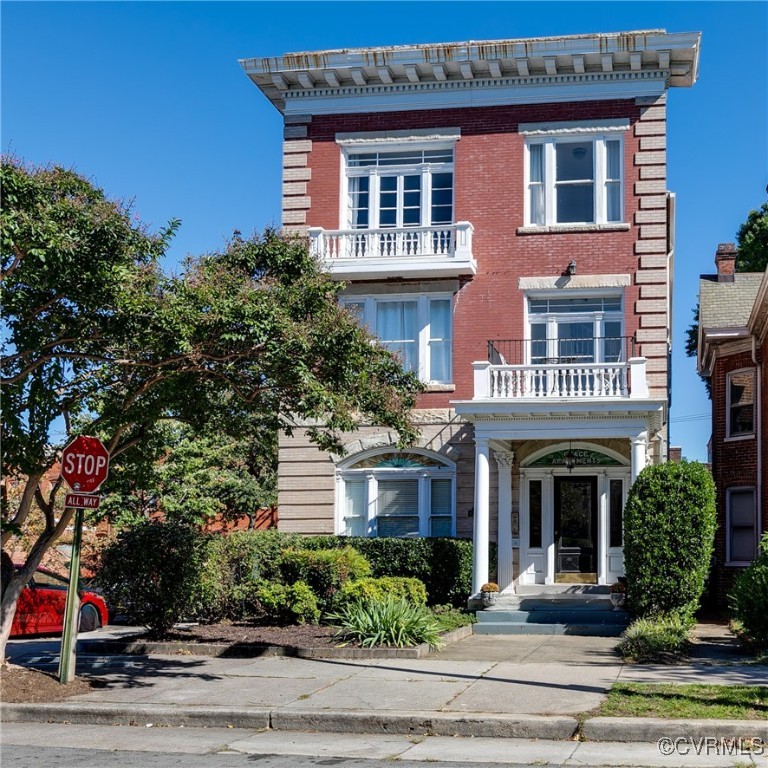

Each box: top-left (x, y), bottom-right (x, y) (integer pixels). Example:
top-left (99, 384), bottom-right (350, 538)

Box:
top-left (241, 30), bottom-right (701, 597)
top-left (697, 244), bottom-right (767, 604)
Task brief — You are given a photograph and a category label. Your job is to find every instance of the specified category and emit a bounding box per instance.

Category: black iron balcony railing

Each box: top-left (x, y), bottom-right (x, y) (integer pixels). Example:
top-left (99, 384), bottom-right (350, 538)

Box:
top-left (487, 336), bottom-right (636, 366)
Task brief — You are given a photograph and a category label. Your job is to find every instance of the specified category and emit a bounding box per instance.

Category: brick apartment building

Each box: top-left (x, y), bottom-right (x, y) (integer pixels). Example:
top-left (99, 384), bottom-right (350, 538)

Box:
top-left (242, 30), bottom-right (701, 598)
top-left (698, 245), bottom-right (767, 603)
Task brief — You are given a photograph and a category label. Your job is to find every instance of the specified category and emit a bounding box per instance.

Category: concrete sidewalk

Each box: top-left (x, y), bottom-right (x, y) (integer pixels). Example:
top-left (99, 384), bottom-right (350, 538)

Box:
top-left (3, 628), bottom-right (766, 744)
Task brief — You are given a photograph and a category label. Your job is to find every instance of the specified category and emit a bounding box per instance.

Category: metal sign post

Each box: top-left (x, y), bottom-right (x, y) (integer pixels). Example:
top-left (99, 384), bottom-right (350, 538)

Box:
top-left (57, 435), bottom-right (109, 684)
top-left (58, 506), bottom-right (84, 684)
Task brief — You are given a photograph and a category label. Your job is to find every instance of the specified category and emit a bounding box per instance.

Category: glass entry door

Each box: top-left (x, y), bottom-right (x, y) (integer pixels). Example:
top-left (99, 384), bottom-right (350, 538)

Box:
top-left (554, 476), bottom-right (598, 583)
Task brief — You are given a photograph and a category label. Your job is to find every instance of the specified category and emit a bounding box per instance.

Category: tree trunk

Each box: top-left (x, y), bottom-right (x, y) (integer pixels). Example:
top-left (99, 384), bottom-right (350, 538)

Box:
top-left (0, 573), bottom-right (27, 663)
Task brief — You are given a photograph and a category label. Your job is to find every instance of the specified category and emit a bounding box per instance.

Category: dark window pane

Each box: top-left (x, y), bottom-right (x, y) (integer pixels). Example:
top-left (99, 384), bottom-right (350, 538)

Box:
top-left (556, 184), bottom-right (595, 223)
top-left (556, 142), bottom-right (594, 181)
top-left (529, 480), bottom-right (542, 549)
top-left (609, 479), bottom-right (623, 548)
top-left (729, 371), bottom-right (755, 436)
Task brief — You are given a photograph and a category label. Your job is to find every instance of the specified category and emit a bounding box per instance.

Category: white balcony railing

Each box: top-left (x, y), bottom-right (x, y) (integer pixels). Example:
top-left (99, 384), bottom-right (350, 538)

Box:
top-left (473, 358), bottom-right (650, 400)
top-left (308, 223), bottom-right (475, 279)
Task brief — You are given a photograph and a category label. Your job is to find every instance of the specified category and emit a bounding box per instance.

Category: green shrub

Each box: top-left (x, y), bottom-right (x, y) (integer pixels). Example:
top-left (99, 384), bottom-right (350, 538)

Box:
top-left (729, 533), bottom-right (768, 648)
top-left (234, 579), bottom-right (320, 626)
top-left (98, 521), bottom-right (205, 637)
top-left (617, 615), bottom-right (692, 663)
top-left (623, 461), bottom-right (716, 621)
top-left (197, 530), bottom-right (302, 621)
top-left (338, 576), bottom-right (427, 607)
top-left (300, 537), bottom-right (488, 607)
top-left (328, 596), bottom-right (443, 650)
top-left (430, 604), bottom-right (476, 632)
top-left (280, 546), bottom-right (371, 612)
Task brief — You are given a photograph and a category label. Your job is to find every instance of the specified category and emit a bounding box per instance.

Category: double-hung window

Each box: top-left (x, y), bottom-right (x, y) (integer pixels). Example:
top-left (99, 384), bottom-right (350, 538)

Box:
top-left (726, 369), bottom-right (755, 439)
top-left (727, 488), bottom-right (758, 564)
top-left (339, 451), bottom-right (455, 538)
top-left (527, 294), bottom-right (625, 365)
top-left (522, 119), bottom-right (628, 227)
top-left (342, 294), bottom-right (452, 384)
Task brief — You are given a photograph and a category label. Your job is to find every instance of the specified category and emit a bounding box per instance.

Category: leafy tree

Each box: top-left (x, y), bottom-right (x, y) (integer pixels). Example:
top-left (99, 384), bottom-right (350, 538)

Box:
top-left (1, 157), bottom-right (421, 661)
top-left (99, 418), bottom-right (277, 529)
top-left (686, 200), bottom-right (768, 395)
top-left (735, 202), bottom-right (768, 272)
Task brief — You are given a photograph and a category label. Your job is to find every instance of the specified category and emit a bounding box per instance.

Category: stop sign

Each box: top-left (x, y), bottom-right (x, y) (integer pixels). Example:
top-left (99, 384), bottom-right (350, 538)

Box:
top-left (61, 436), bottom-right (110, 493)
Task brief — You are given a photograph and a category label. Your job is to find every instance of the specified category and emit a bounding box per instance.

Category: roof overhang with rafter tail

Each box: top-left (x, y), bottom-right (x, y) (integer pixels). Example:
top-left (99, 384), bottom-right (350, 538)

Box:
top-left (240, 30), bottom-right (701, 116)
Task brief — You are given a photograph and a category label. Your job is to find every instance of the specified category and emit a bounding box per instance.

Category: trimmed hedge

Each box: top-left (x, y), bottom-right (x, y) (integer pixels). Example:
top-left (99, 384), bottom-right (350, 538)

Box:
top-left (338, 576), bottom-right (428, 607)
top-left (300, 536), bottom-right (489, 607)
top-left (729, 533), bottom-right (768, 648)
top-left (623, 461), bottom-right (716, 621)
top-left (279, 546), bottom-right (371, 612)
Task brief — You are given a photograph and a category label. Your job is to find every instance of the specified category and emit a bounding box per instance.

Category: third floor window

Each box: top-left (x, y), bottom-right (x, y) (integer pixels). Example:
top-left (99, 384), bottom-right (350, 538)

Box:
top-left (345, 146), bottom-right (454, 230)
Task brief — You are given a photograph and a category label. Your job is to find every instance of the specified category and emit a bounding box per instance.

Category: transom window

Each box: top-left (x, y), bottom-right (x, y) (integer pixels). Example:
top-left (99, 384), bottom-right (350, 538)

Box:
top-left (527, 294), bottom-right (625, 364)
top-left (339, 451), bottom-right (455, 538)
top-left (342, 294), bottom-right (452, 384)
top-left (526, 133), bottom-right (624, 226)
top-left (726, 369), bottom-right (755, 438)
top-left (345, 146), bottom-right (454, 231)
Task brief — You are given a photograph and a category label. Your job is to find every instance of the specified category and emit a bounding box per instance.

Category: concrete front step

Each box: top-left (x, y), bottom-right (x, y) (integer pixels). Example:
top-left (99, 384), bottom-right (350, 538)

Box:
top-left (477, 609), bottom-right (630, 625)
top-left (514, 585), bottom-right (610, 595)
top-left (490, 597), bottom-right (617, 611)
top-left (474, 622), bottom-right (626, 637)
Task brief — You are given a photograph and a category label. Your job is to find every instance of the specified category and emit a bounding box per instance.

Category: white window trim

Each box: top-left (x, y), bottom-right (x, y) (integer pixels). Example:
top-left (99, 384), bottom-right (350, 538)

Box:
top-left (726, 486), bottom-right (758, 566)
top-left (335, 449), bottom-right (456, 538)
top-left (341, 293), bottom-right (453, 384)
top-left (725, 368), bottom-right (756, 441)
top-left (339, 139), bottom-right (456, 231)
top-left (523, 128), bottom-right (626, 227)
top-left (524, 289), bottom-right (625, 365)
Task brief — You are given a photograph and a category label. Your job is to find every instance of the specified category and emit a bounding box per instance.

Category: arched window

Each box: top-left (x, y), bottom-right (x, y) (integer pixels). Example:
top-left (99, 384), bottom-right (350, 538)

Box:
top-left (337, 450), bottom-right (455, 538)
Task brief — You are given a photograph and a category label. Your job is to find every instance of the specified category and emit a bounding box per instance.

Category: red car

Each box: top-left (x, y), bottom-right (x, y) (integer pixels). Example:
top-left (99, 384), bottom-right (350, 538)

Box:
top-left (10, 567), bottom-right (109, 636)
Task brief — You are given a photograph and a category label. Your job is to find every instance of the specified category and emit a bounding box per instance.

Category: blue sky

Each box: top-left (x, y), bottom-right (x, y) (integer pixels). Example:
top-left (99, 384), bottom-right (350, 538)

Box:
top-left (3, 1), bottom-right (767, 461)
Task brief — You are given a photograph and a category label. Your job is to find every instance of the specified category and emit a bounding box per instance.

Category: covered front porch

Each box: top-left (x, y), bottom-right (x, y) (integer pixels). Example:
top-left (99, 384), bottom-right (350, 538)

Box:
top-left (452, 400), bottom-right (665, 600)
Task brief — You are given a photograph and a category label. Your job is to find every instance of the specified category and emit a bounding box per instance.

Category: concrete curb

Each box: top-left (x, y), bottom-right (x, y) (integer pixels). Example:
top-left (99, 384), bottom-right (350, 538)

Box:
top-left (7, 702), bottom-right (765, 743)
top-left (582, 716), bottom-right (768, 743)
top-left (270, 709), bottom-right (578, 739)
top-left (0, 702), bottom-right (271, 730)
top-left (78, 625), bottom-right (473, 660)
top-left (0, 702), bottom-right (577, 740)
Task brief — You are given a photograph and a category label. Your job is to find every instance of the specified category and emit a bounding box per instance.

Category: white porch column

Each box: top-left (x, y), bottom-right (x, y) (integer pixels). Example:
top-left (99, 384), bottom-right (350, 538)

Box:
top-left (472, 436), bottom-right (491, 595)
top-left (631, 431), bottom-right (648, 484)
top-left (494, 450), bottom-right (515, 592)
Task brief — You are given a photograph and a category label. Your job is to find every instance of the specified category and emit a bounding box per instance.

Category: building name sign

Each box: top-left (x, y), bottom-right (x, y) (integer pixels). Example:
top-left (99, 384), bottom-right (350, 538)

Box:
top-left (531, 449), bottom-right (621, 467)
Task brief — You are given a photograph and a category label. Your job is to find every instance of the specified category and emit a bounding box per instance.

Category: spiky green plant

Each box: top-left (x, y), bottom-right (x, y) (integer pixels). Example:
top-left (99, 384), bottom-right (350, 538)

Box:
top-left (328, 596), bottom-right (443, 650)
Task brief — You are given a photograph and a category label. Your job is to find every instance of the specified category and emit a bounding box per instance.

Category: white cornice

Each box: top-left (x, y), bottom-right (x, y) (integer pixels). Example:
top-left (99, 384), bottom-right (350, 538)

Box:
top-left (241, 30), bottom-right (700, 114)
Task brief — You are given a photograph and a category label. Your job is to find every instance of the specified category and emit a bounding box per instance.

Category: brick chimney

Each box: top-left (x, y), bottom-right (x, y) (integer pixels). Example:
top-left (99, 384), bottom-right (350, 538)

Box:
top-left (715, 242), bottom-right (737, 282)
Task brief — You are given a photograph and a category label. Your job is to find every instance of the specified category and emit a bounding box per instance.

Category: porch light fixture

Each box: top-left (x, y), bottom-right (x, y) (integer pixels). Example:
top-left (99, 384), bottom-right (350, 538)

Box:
top-left (567, 259), bottom-right (577, 276)
top-left (563, 443), bottom-right (577, 472)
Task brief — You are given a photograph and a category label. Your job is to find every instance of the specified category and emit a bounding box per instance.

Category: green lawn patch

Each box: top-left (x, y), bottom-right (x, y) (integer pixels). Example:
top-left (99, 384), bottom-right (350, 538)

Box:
top-left (600, 683), bottom-right (767, 720)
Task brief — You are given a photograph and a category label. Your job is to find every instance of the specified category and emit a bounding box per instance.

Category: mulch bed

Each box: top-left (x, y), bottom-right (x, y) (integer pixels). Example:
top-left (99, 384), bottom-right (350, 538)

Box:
top-left (1, 663), bottom-right (98, 704)
top-left (163, 622), bottom-right (340, 647)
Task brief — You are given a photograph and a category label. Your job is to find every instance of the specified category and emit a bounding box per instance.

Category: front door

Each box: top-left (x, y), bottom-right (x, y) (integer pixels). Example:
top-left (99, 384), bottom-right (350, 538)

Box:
top-left (554, 476), bottom-right (598, 583)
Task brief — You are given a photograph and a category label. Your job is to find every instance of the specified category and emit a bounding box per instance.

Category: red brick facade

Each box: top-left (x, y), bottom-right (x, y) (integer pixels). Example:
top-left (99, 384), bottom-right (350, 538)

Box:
top-left (304, 100), bottom-right (648, 410)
